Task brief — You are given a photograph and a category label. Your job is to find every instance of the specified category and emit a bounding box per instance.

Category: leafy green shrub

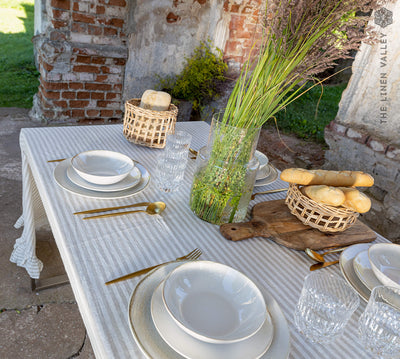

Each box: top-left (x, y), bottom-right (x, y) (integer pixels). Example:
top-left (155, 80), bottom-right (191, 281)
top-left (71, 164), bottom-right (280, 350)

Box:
top-left (158, 40), bottom-right (227, 111)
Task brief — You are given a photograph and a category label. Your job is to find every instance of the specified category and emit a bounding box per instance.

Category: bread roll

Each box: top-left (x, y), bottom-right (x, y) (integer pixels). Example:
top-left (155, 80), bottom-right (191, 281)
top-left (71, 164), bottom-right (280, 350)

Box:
top-left (301, 185), bottom-right (346, 207)
top-left (338, 187), bottom-right (371, 213)
top-left (140, 90), bottom-right (171, 111)
top-left (280, 168), bottom-right (374, 187)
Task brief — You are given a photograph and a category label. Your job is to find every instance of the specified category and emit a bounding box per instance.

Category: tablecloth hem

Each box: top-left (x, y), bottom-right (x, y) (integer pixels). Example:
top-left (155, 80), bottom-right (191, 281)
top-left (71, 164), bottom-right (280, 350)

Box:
top-left (10, 238), bottom-right (43, 279)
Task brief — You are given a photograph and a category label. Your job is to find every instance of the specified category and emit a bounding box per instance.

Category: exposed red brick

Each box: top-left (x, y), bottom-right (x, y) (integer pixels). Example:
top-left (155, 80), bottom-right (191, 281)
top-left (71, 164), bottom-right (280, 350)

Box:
top-left (95, 75), bottom-right (108, 82)
top-left (50, 30), bottom-right (67, 41)
top-left (42, 90), bottom-right (60, 100)
top-left (230, 4), bottom-right (240, 12)
top-left (41, 80), bottom-right (69, 91)
top-left (86, 83), bottom-right (112, 91)
top-left (229, 14), bottom-right (245, 32)
top-left (72, 12), bottom-right (96, 24)
top-left (71, 109), bottom-right (85, 117)
top-left (52, 9), bottom-right (69, 20)
top-left (43, 110), bottom-right (56, 118)
top-left (108, 0), bottom-right (126, 6)
top-left (106, 92), bottom-right (118, 99)
top-left (70, 100), bottom-right (90, 108)
top-left (166, 12), bottom-right (180, 23)
top-left (104, 27), bottom-right (118, 36)
top-left (69, 82), bottom-right (84, 90)
top-left (72, 2), bottom-right (79, 11)
top-left (113, 58), bottom-right (126, 66)
top-left (86, 109), bottom-right (100, 117)
top-left (101, 109), bottom-right (114, 117)
top-left (75, 55), bottom-right (91, 64)
top-left (114, 110), bottom-right (123, 116)
top-left (71, 22), bottom-right (87, 33)
top-left (91, 92), bottom-right (105, 100)
top-left (223, 0), bottom-right (229, 11)
top-left (225, 40), bottom-right (241, 56)
top-left (42, 61), bottom-right (54, 72)
top-left (106, 18), bottom-right (124, 27)
top-left (62, 110), bottom-right (72, 117)
top-left (92, 56), bottom-right (106, 65)
top-left (88, 25), bottom-right (102, 36)
top-left (52, 20), bottom-right (69, 28)
top-left (97, 100), bottom-right (119, 108)
top-left (96, 5), bottom-right (105, 14)
top-left (62, 91), bottom-right (76, 99)
top-left (108, 118), bottom-right (121, 123)
top-left (77, 91), bottom-right (91, 99)
top-left (73, 65), bottom-right (100, 73)
top-left (51, 0), bottom-right (70, 10)
top-left (195, 0), bottom-right (207, 4)
top-left (53, 100), bottom-right (68, 108)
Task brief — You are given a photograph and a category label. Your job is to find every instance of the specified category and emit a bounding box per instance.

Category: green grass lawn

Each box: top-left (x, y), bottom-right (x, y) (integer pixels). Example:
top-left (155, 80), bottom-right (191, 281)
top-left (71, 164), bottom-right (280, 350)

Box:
top-left (268, 82), bottom-right (346, 143)
top-left (0, 0), bottom-right (39, 108)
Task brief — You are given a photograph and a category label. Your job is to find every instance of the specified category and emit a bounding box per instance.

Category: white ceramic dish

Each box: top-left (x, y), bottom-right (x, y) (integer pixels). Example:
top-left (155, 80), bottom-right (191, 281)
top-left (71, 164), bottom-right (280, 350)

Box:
top-left (339, 243), bottom-right (372, 302)
top-left (255, 151), bottom-right (269, 180)
top-left (153, 281), bottom-right (272, 359)
top-left (353, 250), bottom-right (382, 291)
top-left (128, 262), bottom-right (290, 359)
top-left (71, 150), bottom-right (134, 185)
top-left (254, 164), bottom-right (278, 187)
top-left (54, 158), bottom-right (150, 199)
top-left (67, 165), bottom-right (141, 192)
top-left (369, 243), bottom-right (400, 290)
top-left (162, 261), bottom-right (267, 344)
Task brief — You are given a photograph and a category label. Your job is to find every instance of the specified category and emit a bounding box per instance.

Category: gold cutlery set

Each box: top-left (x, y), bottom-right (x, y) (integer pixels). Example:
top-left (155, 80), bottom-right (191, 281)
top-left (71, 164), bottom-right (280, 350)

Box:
top-left (305, 246), bottom-right (347, 271)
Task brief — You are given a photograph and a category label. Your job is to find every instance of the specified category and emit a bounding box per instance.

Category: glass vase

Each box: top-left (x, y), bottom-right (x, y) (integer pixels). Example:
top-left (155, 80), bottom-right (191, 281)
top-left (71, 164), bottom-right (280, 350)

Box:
top-left (189, 115), bottom-right (260, 224)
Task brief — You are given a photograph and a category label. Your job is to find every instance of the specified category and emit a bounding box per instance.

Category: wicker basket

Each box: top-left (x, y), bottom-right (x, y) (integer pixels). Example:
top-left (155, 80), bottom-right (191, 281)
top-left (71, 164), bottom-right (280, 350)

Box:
top-left (123, 99), bottom-right (178, 148)
top-left (285, 183), bottom-right (358, 233)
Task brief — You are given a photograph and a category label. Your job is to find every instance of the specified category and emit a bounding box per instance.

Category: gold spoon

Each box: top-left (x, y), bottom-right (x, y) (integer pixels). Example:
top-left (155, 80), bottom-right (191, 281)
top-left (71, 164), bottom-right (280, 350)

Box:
top-left (251, 188), bottom-right (288, 200)
top-left (83, 201), bottom-right (166, 220)
top-left (305, 247), bottom-right (347, 263)
top-left (310, 260), bottom-right (339, 271)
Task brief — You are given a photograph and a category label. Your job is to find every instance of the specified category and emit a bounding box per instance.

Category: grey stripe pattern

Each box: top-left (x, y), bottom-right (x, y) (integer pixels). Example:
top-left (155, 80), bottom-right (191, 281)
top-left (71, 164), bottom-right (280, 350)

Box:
top-left (11, 122), bottom-right (381, 358)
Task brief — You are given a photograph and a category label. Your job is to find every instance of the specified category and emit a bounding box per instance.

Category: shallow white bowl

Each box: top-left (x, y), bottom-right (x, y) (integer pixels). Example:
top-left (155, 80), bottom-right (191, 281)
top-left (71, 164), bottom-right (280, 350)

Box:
top-left (369, 243), bottom-right (400, 290)
top-left (162, 261), bottom-right (267, 344)
top-left (71, 150), bottom-right (134, 185)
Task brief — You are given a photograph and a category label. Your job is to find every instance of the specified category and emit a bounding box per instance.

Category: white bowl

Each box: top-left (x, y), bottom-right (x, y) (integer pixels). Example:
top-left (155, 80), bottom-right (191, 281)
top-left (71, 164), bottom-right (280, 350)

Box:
top-left (71, 150), bottom-right (134, 185)
top-left (162, 261), bottom-right (267, 344)
top-left (369, 243), bottom-right (400, 290)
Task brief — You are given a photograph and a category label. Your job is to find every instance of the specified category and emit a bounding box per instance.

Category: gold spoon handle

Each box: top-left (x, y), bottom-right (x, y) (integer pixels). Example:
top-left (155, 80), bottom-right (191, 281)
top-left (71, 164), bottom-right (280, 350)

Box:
top-left (74, 202), bottom-right (151, 215)
top-left (310, 260), bottom-right (339, 271)
top-left (83, 209), bottom-right (147, 220)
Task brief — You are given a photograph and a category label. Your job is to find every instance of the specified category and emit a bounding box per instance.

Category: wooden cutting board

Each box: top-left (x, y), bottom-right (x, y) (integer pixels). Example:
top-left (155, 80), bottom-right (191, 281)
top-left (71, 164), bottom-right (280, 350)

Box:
top-left (220, 200), bottom-right (376, 250)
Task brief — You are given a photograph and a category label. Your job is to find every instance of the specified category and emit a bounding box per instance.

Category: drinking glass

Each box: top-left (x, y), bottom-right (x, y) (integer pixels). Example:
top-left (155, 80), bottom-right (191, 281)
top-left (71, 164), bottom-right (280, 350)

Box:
top-left (294, 272), bottom-right (360, 345)
top-left (358, 285), bottom-right (400, 359)
top-left (155, 131), bottom-right (192, 193)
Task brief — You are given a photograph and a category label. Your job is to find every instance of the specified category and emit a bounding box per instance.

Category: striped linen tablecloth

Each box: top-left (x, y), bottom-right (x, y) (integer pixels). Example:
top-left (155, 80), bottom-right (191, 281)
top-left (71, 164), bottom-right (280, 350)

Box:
top-left (10, 121), bottom-right (385, 359)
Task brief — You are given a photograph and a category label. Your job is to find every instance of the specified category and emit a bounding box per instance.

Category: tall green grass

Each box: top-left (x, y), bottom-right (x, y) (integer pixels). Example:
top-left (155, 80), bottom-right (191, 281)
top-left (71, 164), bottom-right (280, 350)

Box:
top-left (0, 0), bottom-right (39, 108)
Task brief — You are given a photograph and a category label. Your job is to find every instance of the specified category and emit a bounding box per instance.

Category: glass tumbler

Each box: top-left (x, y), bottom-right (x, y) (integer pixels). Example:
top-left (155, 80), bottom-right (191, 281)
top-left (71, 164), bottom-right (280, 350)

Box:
top-left (358, 285), bottom-right (400, 359)
top-left (155, 131), bottom-right (192, 193)
top-left (294, 272), bottom-right (360, 345)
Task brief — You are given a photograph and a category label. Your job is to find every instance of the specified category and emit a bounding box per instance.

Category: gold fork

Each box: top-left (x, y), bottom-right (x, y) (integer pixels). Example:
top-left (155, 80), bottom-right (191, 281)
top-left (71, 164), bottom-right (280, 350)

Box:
top-left (105, 248), bottom-right (202, 285)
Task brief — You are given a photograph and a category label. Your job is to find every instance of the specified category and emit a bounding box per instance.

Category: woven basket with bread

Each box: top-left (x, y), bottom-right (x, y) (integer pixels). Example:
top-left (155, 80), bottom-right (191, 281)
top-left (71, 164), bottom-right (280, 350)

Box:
top-left (280, 168), bottom-right (373, 233)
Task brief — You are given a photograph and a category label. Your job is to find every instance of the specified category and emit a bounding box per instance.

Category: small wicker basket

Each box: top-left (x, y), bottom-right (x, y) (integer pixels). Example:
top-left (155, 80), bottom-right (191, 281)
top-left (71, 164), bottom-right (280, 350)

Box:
top-left (285, 183), bottom-right (358, 233)
top-left (123, 99), bottom-right (178, 148)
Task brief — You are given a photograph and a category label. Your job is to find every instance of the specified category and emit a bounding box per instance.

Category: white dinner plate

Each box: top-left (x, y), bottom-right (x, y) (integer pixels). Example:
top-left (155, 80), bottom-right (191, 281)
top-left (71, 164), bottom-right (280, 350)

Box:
top-left (339, 243), bottom-right (373, 302)
top-left (54, 158), bottom-right (150, 199)
top-left (128, 262), bottom-right (290, 359)
top-left (353, 250), bottom-right (382, 291)
top-left (254, 164), bottom-right (278, 187)
top-left (152, 282), bottom-right (272, 358)
top-left (67, 165), bottom-right (142, 192)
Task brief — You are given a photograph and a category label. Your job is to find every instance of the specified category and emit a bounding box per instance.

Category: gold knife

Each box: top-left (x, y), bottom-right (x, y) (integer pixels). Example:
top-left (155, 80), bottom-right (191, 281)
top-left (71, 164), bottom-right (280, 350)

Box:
top-left (310, 260), bottom-right (339, 271)
top-left (74, 202), bottom-right (150, 215)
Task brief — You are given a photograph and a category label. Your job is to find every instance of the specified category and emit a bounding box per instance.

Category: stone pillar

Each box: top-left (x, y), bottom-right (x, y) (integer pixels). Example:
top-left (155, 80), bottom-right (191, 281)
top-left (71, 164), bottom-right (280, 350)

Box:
top-left (325, 1), bottom-right (400, 242)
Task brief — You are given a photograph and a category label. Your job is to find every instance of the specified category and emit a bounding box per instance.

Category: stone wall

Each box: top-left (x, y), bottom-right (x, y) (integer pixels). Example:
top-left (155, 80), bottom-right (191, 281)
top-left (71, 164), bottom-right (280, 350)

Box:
top-left (32, 0), bottom-right (264, 123)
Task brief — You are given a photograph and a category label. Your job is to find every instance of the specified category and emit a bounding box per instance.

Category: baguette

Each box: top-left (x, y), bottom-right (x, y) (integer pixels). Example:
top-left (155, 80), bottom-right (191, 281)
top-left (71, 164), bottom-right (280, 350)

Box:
top-left (338, 187), bottom-right (371, 213)
top-left (301, 185), bottom-right (346, 207)
top-left (280, 168), bottom-right (374, 187)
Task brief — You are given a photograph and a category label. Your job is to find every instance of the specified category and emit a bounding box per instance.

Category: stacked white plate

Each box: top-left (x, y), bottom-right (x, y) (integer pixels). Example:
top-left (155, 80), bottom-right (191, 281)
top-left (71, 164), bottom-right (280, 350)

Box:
top-left (339, 243), bottom-right (400, 302)
top-left (254, 151), bottom-right (278, 187)
top-left (53, 150), bottom-right (150, 199)
top-left (128, 261), bottom-right (290, 359)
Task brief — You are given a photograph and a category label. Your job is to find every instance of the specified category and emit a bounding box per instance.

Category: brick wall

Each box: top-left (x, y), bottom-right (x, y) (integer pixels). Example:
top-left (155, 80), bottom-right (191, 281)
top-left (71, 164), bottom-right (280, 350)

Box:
top-left (33, 0), bottom-right (128, 123)
top-left (223, 0), bottom-right (264, 73)
top-left (33, 0), bottom-right (265, 123)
